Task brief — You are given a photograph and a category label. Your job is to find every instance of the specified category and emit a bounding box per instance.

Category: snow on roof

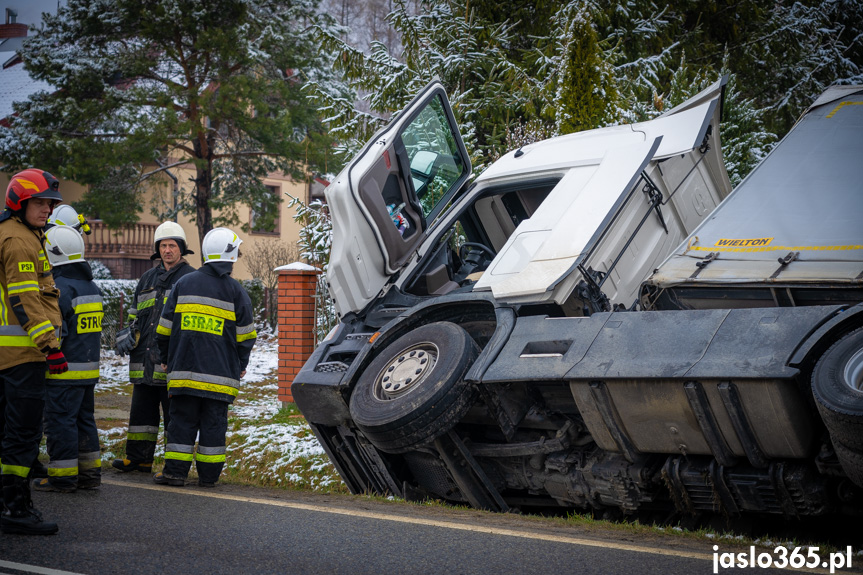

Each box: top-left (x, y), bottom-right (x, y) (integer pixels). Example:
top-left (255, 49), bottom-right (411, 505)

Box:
top-left (0, 54), bottom-right (52, 120)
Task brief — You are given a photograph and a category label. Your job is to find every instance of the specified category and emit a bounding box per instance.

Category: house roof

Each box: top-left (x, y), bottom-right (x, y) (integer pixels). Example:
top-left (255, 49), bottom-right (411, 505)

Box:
top-left (0, 37), bottom-right (26, 54)
top-left (0, 48), bottom-right (52, 121)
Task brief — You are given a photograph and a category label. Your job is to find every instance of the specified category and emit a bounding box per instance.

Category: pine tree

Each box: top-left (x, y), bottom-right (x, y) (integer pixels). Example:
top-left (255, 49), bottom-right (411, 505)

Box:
top-left (307, 0), bottom-right (529, 172)
top-left (550, 3), bottom-right (621, 134)
top-left (0, 0), bottom-right (336, 243)
top-left (309, 0), bottom-right (861, 182)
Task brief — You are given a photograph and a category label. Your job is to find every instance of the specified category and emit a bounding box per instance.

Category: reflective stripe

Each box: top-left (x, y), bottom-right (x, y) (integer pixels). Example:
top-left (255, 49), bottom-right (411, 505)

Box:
top-left (0, 283), bottom-right (6, 324)
top-left (177, 295), bottom-right (235, 313)
top-left (195, 453), bottom-right (226, 463)
top-left (137, 292), bottom-right (156, 309)
top-left (8, 280), bottom-right (38, 294)
top-left (0, 325), bottom-right (36, 346)
top-left (2, 464), bottom-right (30, 478)
top-left (72, 294), bottom-right (102, 306)
top-left (197, 445), bottom-right (226, 455)
top-left (78, 451), bottom-right (101, 469)
top-left (170, 370), bottom-right (239, 387)
top-left (158, 317), bottom-right (172, 330)
top-left (237, 328), bottom-right (257, 343)
top-left (73, 302), bottom-right (103, 314)
top-left (156, 324), bottom-right (171, 336)
top-left (168, 370), bottom-right (239, 397)
top-left (166, 452), bottom-right (194, 462)
top-left (166, 443), bottom-right (194, 454)
top-left (152, 371), bottom-right (167, 381)
top-left (129, 363), bottom-right (144, 380)
top-left (0, 335), bottom-right (36, 346)
top-left (128, 423), bottom-right (159, 441)
top-left (48, 459), bottom-right (79, 477)
top-left (169, 379), bottom-right (238, 397)
top-left (28, 320), bottom-right (54, 339)
top-left (0, 325), bottom-right (28, 335)
top-left (46, 362), bottom-right (100, 380)
top-left (175, 303), bottom-right (236, 322)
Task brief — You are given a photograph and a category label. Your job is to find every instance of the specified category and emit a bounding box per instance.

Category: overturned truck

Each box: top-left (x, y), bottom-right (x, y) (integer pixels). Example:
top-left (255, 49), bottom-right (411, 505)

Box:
top-left (293, 81), bottom-right (863, 518)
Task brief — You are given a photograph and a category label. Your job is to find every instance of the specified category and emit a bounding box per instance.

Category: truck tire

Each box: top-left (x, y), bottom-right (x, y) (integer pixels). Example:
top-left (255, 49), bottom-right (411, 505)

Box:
top-left (833, 440), bottom-right (863, 489)
top-left (811, 327), bottom-right (863, 451)
top-left (349, 322), bottom-right (479, 454)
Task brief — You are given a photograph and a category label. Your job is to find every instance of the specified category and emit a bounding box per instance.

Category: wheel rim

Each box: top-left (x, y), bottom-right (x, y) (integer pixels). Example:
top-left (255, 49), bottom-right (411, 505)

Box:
top-left (842, 348), bottom-right (863, 392)
top-left (374, 342), bottom-right (439, 400)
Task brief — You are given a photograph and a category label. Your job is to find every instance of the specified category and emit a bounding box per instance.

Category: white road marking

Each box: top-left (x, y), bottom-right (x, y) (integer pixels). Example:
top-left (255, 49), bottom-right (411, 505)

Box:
top-left (0, 561), bottom-right (86, 575)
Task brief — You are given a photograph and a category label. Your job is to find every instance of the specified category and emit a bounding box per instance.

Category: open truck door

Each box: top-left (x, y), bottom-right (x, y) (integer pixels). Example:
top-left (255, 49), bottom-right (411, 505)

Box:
top-left (326, 81), bottom-right (472, 317)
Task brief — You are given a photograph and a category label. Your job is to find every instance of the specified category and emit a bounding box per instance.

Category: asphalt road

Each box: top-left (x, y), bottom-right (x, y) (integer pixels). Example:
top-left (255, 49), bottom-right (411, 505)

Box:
top-left (0, 473), bottom-right (857, 575)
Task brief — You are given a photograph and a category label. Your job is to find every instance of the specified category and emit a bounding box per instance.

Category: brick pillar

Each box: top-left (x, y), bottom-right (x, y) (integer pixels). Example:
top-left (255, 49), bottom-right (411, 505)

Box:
top-left (277, 264), bottom-right (321, 404)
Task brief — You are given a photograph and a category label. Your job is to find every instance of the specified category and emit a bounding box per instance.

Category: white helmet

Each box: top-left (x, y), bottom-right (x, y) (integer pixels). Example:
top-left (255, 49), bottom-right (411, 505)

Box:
top-left (202, 227), bottom-right (242, 264)
top-left (48, 204), bottom-right (80, 228)
top-left (152, 221), bottom-right (191, 259)
top-left (47, 204), bottom-right (91, 235)
top-left (45, 225), bottom-right (86, 267)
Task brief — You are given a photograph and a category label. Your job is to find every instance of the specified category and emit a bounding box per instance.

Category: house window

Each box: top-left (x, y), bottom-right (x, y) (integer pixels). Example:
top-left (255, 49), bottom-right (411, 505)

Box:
top-left (250, 185), bottom-right (281, 235)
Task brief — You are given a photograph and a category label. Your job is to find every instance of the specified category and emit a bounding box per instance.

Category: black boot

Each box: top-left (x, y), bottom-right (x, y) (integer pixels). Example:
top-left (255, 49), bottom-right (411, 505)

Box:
top-left (29, 459), bottom-right (49, 480)
top-left (1, 476), bottom-right (59, 535)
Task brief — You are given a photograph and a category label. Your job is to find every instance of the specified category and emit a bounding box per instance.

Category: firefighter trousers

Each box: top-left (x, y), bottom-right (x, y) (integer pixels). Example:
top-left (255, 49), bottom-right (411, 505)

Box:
top-left (163, 395), bottom-right (228, 485)
top-left (125, 383), bottom-right (170, 464)
top-left (44, 384), bottom-right (101, 489)
top-left (0, 362), bottom-right (45, 480)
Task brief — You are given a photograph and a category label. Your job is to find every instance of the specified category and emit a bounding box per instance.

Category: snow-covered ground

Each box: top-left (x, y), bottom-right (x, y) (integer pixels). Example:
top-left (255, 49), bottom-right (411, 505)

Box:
top-left (95, 330), bottom-right (343, 491)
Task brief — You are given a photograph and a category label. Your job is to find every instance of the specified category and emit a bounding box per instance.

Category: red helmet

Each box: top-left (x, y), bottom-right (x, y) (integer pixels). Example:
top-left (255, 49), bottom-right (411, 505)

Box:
top-left (6, 169), bottom-right (62, 212)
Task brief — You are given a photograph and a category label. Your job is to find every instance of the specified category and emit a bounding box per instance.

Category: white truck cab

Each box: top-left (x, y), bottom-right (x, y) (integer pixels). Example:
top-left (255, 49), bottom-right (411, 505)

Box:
top-left (326, 78), bottom-right (731, 319)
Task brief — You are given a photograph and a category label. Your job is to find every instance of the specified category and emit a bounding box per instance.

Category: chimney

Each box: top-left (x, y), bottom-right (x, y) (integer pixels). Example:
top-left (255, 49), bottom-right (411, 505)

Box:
top-left (0, 9), bottom-right (28, 39)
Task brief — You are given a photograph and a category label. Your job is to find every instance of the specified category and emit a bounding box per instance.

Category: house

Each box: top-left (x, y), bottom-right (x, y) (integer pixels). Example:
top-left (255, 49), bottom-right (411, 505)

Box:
top-left (0, 8), bottom-right (316, 280)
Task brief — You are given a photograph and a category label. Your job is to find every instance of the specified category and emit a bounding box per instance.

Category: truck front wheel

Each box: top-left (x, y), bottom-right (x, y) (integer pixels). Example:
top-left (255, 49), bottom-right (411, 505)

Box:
top-left (812, 326), bottom-right (863, 451)
top-left (349, 321), bottom-right (479, 454)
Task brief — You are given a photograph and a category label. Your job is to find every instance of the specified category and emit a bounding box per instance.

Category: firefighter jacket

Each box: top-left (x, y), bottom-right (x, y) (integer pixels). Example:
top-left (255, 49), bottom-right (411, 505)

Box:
top-left (0, 212), bottom-right (61, 371)
top-left (156, 262), bottom-right (256, 404)
top-left (47, 261), bottom-right (103, 385)
top-left (128, 258), bottom-right (195, 386)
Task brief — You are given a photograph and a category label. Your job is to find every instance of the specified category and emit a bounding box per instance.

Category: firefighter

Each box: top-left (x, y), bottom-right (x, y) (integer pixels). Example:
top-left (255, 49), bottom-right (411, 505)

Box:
top-left (31, 224), bottom-right (103, 492)
top-left (111, 221), bottom-right (195, 473)
top-left (0, 169), bottom-right (65, 535)
top-left (153, 227), bottom-right (256, 487)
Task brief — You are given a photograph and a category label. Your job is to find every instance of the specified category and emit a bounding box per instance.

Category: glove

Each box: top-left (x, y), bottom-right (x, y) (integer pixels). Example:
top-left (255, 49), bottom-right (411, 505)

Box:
top-left (114, 326), bottom-right (137, 356)
top-left (46, 351), bottom-right (68, 375)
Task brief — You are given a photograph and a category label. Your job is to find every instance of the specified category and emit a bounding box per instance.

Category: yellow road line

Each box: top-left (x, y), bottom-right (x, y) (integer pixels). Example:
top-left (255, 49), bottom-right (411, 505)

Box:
top-left (101, 478), bottom-right (841, 574)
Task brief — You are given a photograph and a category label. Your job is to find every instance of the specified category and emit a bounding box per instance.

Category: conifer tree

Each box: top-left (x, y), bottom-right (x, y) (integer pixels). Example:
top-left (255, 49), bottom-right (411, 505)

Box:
top-left (0, 0), bottom-right (336, 243)
top-left (550, 4), bottom-right (620, 134)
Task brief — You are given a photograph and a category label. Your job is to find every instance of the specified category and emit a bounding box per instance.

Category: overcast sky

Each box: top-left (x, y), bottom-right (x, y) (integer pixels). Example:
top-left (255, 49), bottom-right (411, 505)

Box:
top-left (2, 0), bottom-right (64, 28)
